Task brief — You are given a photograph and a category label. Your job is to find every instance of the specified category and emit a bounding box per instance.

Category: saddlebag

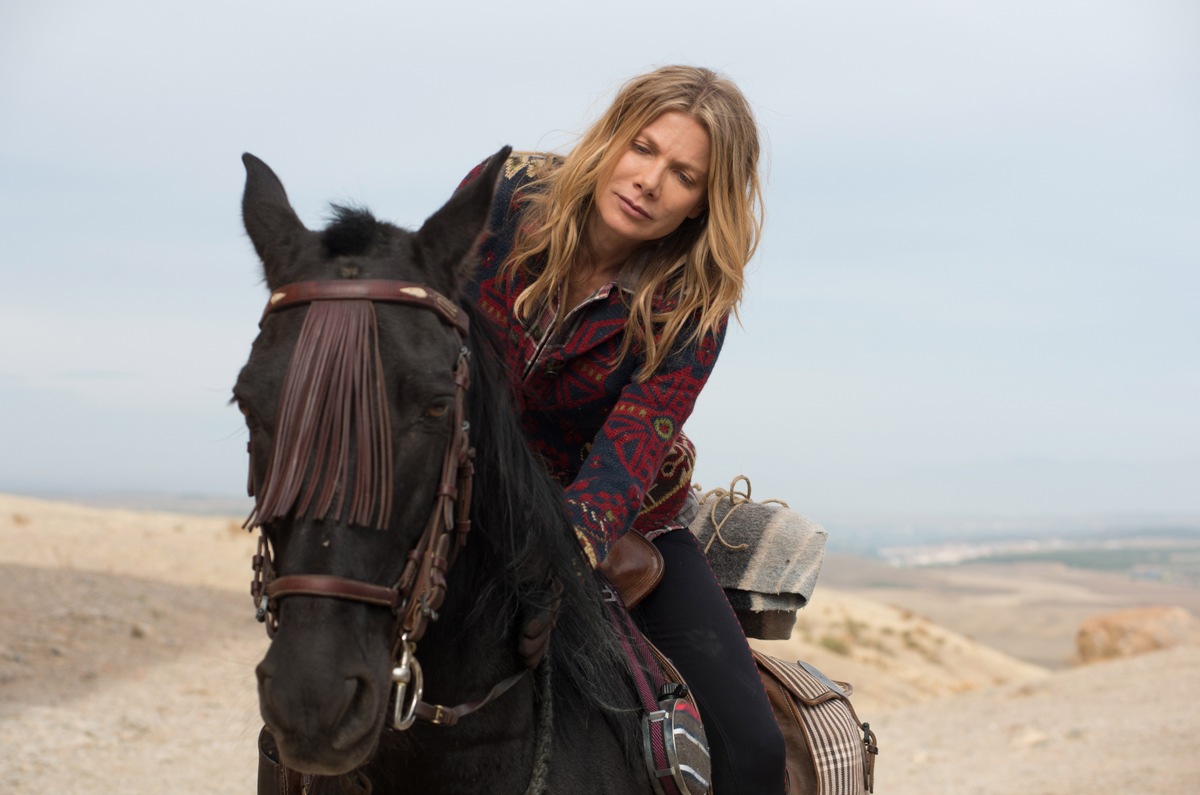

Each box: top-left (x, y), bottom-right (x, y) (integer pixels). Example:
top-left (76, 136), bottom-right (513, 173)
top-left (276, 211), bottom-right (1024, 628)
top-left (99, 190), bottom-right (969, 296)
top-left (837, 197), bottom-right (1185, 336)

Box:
top-left (754, 651), bottom-right (877, 794)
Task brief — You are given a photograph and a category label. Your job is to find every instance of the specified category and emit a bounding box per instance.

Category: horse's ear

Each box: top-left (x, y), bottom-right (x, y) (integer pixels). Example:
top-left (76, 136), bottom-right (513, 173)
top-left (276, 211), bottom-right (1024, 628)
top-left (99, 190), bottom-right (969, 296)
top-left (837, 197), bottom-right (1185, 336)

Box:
top-left (415, 145), bottom-right (512, 293)
top-left (242, 153), bottom-right (310, 288)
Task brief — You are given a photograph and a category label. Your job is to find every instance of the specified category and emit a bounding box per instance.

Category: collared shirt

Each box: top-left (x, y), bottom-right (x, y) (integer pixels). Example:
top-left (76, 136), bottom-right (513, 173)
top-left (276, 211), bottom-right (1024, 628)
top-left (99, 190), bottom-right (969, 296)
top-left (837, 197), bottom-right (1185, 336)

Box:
top-left (462, 152), bottom-right (726, 565)
top-left (521, 258), bottom-right (643, 381)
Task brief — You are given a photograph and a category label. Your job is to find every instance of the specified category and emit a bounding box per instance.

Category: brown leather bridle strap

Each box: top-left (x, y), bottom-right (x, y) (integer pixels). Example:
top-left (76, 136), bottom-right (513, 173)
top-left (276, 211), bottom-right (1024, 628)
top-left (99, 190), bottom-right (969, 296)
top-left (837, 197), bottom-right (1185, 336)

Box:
top-left (393, 348), bottom-right (473, 642)
top-left (248, 276), bottom-right (510, 730)
top-left (412, 669), bottom-right (530, 727)
top-left (267, 574), bottom-right (402, 610)
top-left (251, 278), bottom-right (477, 632)
top-left (261, 279), bottom-right (469, 335)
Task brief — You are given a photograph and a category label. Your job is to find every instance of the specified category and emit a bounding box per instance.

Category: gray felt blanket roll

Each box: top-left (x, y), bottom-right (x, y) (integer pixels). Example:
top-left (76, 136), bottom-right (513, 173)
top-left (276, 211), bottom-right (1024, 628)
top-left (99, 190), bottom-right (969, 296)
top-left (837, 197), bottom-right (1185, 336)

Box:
top-left (689, 478), bottom-right (827, 639)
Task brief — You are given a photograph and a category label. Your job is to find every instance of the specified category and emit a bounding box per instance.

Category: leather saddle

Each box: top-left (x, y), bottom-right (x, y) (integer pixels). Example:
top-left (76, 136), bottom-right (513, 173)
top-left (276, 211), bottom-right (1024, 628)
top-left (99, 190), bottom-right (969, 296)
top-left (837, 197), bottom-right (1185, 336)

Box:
top-left (600, 532), bottom-right (876, 795)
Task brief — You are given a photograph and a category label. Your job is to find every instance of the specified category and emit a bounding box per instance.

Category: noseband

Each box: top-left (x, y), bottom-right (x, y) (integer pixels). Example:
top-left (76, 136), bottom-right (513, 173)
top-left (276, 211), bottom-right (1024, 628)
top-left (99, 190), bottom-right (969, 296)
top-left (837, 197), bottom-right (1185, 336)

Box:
top-left (246, 278), bottom-right (477, 730)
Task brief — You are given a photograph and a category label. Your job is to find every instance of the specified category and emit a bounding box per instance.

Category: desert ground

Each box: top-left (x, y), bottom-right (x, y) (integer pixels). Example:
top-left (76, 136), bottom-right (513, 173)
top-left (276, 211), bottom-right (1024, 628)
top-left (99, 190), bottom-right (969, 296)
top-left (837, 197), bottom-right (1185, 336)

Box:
top-left (2, 493), bottom-right (1197, 793)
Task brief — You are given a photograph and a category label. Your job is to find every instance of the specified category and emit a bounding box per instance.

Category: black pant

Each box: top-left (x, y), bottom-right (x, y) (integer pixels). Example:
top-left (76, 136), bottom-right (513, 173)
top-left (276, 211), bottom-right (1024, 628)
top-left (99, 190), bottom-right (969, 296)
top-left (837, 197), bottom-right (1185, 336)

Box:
top-left (635, 530), bottom-right (787, 795)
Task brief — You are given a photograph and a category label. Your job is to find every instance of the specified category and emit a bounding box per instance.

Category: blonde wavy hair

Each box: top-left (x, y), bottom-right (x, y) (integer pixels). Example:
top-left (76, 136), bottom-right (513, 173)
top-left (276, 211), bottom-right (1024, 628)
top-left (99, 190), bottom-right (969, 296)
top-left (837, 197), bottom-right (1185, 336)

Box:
top-left (505, 65), bottom-right (763, 380)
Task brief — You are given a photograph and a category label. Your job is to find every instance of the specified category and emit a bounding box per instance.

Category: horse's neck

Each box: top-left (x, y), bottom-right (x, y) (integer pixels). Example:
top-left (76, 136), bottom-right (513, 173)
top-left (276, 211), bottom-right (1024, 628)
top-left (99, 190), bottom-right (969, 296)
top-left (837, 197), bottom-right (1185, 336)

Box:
top-left (419, 555), bottom-right (520, 700)
top-left (372, 556), bottom-right (543, 793)
top-left (381, 533), bottom-right (654, 794)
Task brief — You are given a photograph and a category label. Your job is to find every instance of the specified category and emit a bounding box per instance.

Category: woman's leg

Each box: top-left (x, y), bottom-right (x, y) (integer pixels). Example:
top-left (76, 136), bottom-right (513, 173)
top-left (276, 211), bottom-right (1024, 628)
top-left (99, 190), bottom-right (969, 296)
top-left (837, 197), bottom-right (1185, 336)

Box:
top-left (636, 529), bottom-right (786, 795)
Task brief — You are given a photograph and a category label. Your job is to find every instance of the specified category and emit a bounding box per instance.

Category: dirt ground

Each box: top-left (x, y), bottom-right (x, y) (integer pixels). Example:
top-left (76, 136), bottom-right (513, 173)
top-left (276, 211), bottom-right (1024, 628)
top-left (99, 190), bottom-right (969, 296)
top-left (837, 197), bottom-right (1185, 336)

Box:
top-left (2, 494), bottom-right (1198, 793)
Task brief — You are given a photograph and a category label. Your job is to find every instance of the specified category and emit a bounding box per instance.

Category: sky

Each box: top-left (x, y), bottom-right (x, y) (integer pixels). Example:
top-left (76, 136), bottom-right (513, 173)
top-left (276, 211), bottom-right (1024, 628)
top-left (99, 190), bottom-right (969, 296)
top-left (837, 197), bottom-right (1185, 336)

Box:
top-left (1, 0), bottom-right (1197, 524)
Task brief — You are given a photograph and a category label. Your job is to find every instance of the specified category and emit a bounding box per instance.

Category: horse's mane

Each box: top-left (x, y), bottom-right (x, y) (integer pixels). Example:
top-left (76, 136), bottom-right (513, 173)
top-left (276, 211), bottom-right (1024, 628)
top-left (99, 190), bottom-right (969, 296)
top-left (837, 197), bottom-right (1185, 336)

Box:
top-left (458, 299), bottom-right (642, 749)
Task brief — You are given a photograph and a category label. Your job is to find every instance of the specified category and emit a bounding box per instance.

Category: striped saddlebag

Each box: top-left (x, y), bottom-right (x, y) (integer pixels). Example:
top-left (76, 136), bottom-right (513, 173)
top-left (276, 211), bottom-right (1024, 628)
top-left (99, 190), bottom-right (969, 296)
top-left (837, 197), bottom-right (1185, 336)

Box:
top-left (754, 651), bottom-right (878, 794)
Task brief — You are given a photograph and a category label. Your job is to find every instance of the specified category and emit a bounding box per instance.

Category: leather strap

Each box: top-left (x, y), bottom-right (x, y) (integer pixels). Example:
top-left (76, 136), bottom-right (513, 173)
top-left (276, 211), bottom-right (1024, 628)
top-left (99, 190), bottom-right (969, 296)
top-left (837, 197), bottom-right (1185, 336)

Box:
top-left (248, 277), bottom-right (499, 734)
top-left (258, 727), bottom-right (311, 795)
top-left (267, 574), bottom-right (402, 610)
top-left (412, 669), bottom-right (530, 727)
top-left (251, 280), bottom-right (474, 650)
top-left (262, 279), bottom-right (469, 335)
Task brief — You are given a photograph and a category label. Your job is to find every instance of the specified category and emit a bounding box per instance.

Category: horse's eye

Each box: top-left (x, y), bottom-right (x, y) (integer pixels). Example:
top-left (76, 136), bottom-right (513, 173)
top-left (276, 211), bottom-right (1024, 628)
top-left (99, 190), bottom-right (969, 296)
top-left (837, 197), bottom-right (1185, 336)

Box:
top-left (425, 403), bottom-right (450, 419)
top-left (236, 400), bottom-right (266, 433)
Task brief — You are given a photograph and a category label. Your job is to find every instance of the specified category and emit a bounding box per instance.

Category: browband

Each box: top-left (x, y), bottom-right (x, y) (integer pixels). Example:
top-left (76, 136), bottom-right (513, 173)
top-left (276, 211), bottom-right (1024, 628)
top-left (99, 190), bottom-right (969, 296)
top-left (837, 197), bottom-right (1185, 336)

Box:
top-left (261, 279), bottom-right (469, 335)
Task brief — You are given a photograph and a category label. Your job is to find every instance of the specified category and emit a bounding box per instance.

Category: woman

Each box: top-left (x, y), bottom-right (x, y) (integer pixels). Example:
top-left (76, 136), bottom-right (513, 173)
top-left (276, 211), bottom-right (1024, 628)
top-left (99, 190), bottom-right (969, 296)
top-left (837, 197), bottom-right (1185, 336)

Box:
top-left (463, 65), bottom-right (785, 794)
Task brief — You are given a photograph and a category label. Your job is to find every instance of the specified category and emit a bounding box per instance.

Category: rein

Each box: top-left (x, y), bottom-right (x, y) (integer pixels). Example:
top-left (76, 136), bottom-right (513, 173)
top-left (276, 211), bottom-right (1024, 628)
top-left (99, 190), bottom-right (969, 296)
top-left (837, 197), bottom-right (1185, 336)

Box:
top-left (246, 278), bottom-right (518, 731)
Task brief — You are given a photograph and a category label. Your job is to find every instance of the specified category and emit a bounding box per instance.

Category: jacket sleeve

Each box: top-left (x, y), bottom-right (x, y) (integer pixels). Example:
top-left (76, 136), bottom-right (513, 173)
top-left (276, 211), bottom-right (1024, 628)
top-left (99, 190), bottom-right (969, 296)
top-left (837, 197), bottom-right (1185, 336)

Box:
top-left (562, 316), bottom-right (727, 566)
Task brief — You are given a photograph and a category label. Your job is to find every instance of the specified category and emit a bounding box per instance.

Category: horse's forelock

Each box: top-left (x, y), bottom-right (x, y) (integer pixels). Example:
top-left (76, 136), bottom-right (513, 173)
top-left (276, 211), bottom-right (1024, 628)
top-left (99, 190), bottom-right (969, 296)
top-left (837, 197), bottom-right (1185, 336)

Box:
top-left (322, 206), bottom-right (384, 258)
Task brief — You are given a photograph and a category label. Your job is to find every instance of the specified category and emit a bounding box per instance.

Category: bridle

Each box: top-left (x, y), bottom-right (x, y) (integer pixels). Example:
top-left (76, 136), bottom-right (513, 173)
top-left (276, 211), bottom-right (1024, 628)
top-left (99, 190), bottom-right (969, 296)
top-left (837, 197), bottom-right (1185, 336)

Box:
top-left (246, 278), bottom-right (488, 731)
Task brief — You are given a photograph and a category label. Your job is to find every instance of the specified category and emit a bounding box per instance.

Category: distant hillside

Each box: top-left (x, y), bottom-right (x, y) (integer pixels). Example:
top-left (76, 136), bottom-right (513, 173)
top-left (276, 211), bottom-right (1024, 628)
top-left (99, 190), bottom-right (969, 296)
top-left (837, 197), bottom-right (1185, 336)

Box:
top-left (751, 589), bottom-right (1047, 714)
top-left (817, 513), bottom-right (1200, 557)
top-left (817, 553), bottom-right (1200, 669)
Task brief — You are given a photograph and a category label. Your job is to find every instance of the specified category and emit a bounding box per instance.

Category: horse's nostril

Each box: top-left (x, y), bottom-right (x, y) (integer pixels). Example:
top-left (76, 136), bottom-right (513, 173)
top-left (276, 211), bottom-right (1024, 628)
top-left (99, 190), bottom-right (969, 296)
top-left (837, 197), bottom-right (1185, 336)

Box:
top-left (255, 664), bottom-right (287, 736)
top-left (330, 675), bottom-right (377, 751)
top-left (341, 676), bottom-right (360, 711)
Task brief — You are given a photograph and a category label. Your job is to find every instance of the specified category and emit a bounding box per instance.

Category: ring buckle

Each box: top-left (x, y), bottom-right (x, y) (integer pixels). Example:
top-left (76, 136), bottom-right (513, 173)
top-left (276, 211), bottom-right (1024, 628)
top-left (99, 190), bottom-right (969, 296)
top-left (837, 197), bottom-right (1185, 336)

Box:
top-left (390, 638), bottom-right (423, 731)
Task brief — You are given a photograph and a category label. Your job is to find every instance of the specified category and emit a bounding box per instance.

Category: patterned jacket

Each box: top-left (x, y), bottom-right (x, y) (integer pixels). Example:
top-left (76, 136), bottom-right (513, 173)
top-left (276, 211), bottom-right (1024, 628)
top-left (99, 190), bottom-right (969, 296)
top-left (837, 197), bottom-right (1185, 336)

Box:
top-left (461, 152), bottom-right (727, 566)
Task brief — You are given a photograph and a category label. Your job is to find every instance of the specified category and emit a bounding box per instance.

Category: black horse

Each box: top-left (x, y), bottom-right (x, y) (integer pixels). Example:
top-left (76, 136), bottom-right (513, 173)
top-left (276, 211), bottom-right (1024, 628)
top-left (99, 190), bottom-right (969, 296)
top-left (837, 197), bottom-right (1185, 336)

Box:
top-left (234, 149), bottom-right (653, 793)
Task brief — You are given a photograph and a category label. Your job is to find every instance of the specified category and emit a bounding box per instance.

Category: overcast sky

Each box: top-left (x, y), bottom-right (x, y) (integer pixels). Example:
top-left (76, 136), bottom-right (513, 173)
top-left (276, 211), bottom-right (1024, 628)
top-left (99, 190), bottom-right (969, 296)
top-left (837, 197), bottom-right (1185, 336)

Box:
top-left (2, 0), bottom-right (1197, 523)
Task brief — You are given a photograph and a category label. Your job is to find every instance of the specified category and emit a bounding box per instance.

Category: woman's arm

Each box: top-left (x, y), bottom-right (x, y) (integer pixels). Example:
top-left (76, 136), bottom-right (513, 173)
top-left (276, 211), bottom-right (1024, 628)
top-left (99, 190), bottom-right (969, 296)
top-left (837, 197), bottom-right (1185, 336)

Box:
top-left (563, 317), bottom-right (727, 566)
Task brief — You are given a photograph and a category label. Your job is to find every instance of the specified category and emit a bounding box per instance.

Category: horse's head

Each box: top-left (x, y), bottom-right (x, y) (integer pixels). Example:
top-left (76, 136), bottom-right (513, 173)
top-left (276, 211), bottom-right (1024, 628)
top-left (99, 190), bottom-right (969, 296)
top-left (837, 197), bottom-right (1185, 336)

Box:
top-left (233, 148), bottom-right (510, 775)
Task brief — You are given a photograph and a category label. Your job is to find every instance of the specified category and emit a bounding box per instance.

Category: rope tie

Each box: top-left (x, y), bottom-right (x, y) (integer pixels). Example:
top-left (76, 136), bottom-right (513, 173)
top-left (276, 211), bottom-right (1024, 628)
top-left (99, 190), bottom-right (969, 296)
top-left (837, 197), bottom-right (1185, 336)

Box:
top-left (696, 475), bottom-right (789, 555)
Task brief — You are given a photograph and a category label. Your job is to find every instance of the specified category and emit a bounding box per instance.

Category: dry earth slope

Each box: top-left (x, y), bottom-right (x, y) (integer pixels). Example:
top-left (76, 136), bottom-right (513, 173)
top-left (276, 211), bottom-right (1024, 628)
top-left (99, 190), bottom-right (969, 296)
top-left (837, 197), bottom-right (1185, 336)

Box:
top-left (2, 494), bottom-right (1196, 793)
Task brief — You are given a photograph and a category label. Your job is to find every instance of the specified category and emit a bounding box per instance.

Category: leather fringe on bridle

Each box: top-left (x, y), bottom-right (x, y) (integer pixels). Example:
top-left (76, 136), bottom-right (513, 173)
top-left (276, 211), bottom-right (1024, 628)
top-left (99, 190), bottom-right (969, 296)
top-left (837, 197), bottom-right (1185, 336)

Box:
top-left (248, 300), bottom-right (394, 531)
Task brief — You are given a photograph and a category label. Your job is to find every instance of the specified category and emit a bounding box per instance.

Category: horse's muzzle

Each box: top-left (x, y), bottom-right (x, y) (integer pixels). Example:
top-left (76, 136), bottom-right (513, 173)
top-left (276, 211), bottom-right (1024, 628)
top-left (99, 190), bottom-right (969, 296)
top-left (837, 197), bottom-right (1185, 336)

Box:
top-left (255, 620), bottom-right (390, 775)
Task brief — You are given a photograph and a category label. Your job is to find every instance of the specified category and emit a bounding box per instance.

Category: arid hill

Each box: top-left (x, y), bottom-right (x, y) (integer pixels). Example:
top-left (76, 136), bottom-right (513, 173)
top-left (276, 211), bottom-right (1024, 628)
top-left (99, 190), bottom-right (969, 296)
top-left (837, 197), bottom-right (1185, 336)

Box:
top-left (1, 494), bottom-right (1196, 793)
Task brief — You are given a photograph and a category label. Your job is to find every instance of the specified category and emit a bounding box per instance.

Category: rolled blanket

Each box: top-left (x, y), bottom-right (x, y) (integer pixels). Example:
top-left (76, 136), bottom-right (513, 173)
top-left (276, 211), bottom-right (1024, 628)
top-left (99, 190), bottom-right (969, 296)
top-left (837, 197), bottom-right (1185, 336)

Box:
top-left (689, 477), bottom-right (827, 639)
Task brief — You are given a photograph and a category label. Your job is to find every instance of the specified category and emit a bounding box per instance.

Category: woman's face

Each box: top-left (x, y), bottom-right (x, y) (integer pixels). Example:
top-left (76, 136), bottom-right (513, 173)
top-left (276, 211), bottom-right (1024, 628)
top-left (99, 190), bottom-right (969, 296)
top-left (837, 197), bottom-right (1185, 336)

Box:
top-left (590, 111), bottom-right (711, 252)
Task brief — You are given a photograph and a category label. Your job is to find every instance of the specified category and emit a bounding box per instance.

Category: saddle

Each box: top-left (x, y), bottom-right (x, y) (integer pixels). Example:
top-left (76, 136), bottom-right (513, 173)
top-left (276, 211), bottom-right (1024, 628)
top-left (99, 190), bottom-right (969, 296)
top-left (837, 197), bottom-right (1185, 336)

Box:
top-left (600, 530), bottom-right (877, 795)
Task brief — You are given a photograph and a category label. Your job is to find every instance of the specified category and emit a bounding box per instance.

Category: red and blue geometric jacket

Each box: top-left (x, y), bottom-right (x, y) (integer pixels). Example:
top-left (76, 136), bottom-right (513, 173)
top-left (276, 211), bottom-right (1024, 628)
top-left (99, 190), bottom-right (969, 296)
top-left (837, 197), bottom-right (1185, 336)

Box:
top-left (461, 152), bottom-right (727, 566)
